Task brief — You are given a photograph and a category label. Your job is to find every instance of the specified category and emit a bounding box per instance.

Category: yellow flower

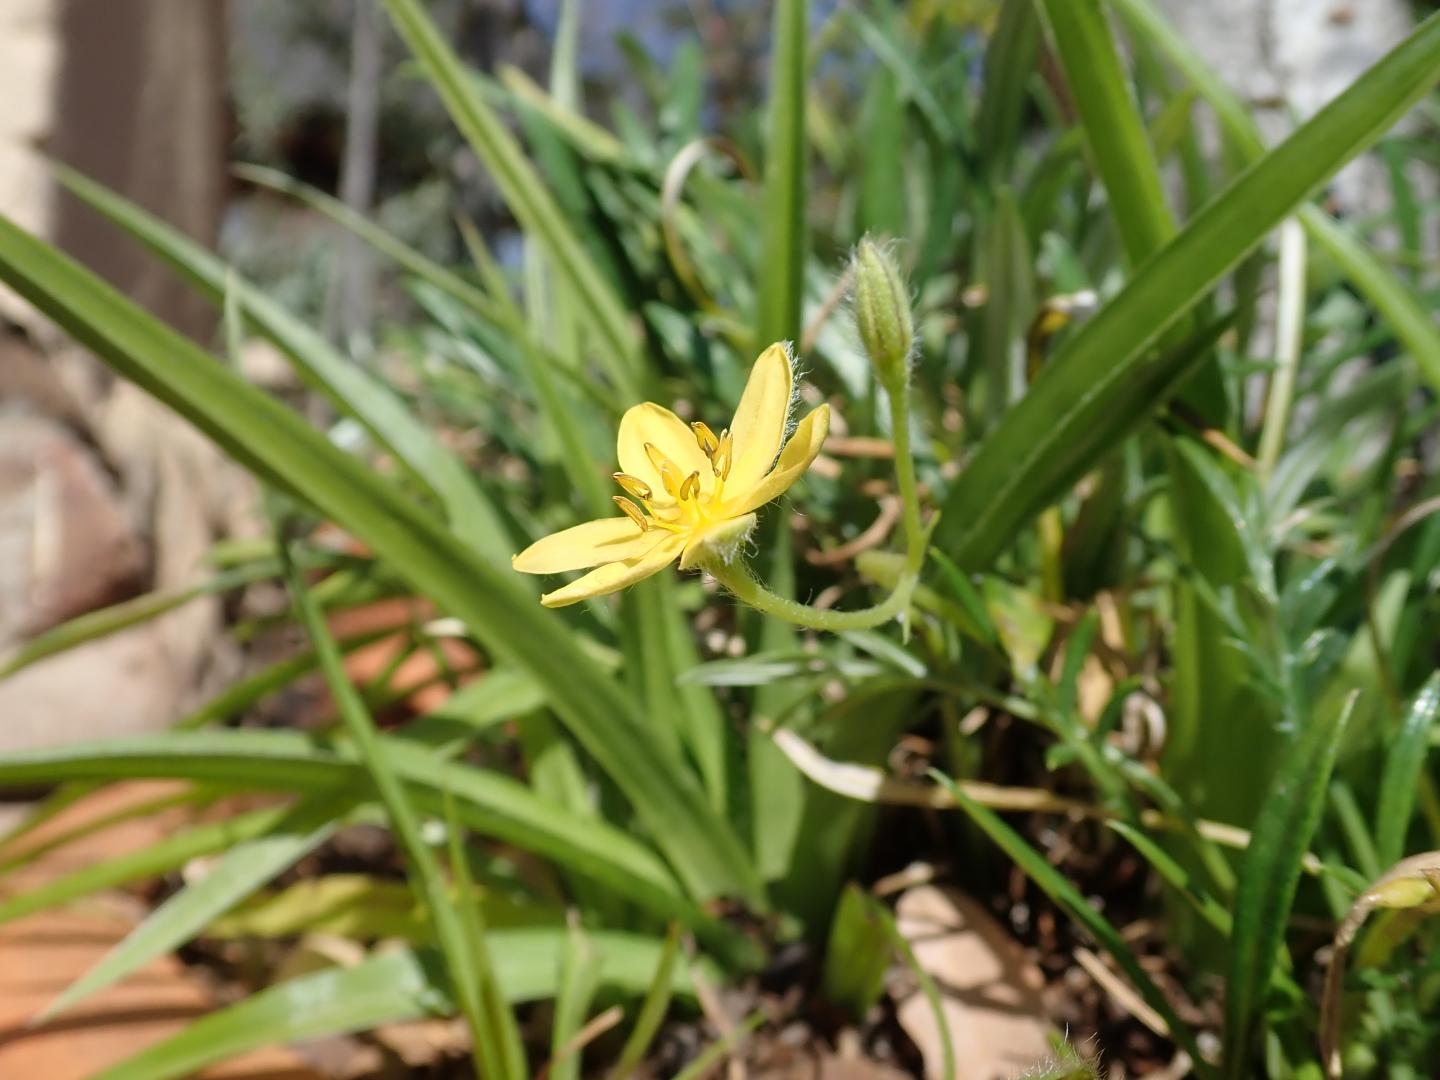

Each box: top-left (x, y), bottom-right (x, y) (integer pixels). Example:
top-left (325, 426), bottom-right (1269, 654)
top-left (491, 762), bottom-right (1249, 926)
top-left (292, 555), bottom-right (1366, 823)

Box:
top-left (513, 343), bottom-right (830, 608)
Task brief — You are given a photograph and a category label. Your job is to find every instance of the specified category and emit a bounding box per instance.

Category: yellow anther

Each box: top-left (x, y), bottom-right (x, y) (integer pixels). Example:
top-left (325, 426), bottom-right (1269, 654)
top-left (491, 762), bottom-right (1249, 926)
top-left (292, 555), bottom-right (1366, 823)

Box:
top-left (691, 421), bottom-right (720, 457)
top-left (679, 471), bottom-right (701, 501)
top-left (644, 442), bottom-right (685, 499)
top-left (643, 441), bottom-right (674, 473)
top-left (613, 472), bottom-right (652, 501)
top-left (712, 430), bottom-right (733, 480)
top-left (612, 495), bottom-right (650, 531)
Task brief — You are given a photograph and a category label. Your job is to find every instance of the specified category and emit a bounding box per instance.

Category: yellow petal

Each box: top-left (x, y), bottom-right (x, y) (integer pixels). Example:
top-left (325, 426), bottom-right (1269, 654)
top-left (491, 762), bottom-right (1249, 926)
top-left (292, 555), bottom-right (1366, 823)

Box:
top-left (725, 404), bottom-right (829, 516)
top-left (512, 517), bottom-right (652, 574)
top-left (726, 343), bottom-right (794, 492)
top-left (540, 533), bottom-right (686, 607)
top-left (616, 403), bottom-right (712, 504)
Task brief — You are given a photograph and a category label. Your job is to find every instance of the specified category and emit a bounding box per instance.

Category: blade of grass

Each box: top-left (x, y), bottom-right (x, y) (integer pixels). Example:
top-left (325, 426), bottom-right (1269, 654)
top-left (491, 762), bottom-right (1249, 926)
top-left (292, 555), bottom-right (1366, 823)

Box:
top-left (0, 804), bottom-right (295, 927)
top-left (53, 164), bottom-right (513, 565)
top-left (37, 795), bottom-right (342, 1022)
top-left (1036, 0), bottom-right (1174, 261)
top-left (0, 731), bottom-right (756, 962)
top-left (1223, 692), bottom-right (1357, 1076)
top-left (0, 213), bottom-right (762, 907)
top-left (755, 0), bottom-right (809, 347)
top-left (0, 786), bottom-right (210, 877)
top-left (234, 164), bottom-right (504, 324)
top-left (0, 560), bottom-right (293, 678)
top-left (974, 0), bottom-right (1040, 183)
top-left (820, 884), bottom-right (892, 1017)
top-left (444, 787), bottom-right (527, 1077)
top-left (95, 932), bottom-right (711, 1080)
top-left (1255, 219), bottom-right (1307, 479)
top-left (1110, 0), bottom-right (1440, 393)
top-left (379, 0), bottom-right (640, 399)
top-left (280, 538), bottom-right (512, 1080)
top-left (875, 900), bottom-right (958, 1080)
top-left (1107, 820), bottom-right (1232, 936)
top-left (932, 770), bottom-right (1211, 1074)
top-left (604, 923), bottom-right (682, 1080)
top-left (547, 921), bottom-right (600, 1080)
top-left (1035, 0), bottom-right (1227, 425)
top-left (1375, 674), bottom-right (1440, 869)
top-left (670, 1010), bottom-right (767, 1080)
top-left (936, 11), bottom-right (1440, 565)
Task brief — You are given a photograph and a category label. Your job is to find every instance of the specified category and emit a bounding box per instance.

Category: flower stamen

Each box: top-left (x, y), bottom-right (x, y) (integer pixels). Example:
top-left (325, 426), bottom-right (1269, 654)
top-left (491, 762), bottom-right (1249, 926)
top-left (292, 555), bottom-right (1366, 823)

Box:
top-left (679, 470), bottom-right (702, 502)
top-left (691, 421), bottom-right (720, 457)
top-left (713, 430), bottom-right (733, 481)
top-left (643, 442), bottom-right (686, 500)
top-left (613, 495), bottom-right (650, 531)
top-left (613, 472), bottom-right (652, 502)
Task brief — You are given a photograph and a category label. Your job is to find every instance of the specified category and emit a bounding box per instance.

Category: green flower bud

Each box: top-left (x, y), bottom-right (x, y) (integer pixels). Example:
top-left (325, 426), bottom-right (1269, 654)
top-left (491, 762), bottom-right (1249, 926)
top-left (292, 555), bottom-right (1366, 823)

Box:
top-left (851, 237), bottom-right (914, 389)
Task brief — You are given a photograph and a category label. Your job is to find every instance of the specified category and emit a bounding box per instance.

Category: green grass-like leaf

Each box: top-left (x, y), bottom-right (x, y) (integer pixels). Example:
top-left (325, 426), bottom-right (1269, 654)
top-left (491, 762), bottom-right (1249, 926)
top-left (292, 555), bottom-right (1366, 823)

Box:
top-left (0, 211), bottom-right (762, 908)
top-left (933, 771), bottom-right (1210, 1074)
top-left (1375, 675), bottom-right (1440, 879)
top-left (95, 933), bottom-right (708, 1080)
top-left (936, 9), bottom-right (1440, 567)
top-left (755, 0), bottom-right (809, 347)
top-left (1223, 693), bottom-right (1357, 1075)
top-left (1112, 0), bottom-right (1440, 393)
top-left (380, 0), bottom-right (641, 399)
top-left (38, 796), bottom-right (340, 1022)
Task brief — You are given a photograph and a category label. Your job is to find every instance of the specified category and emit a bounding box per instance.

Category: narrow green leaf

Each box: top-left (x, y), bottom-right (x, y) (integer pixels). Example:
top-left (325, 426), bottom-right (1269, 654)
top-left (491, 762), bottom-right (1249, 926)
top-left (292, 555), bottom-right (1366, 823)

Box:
top-left (282, 541), bottom-right (508, 1078)
top-left (1223, 693), bottom-right (1357, 1076)
top-left (974, 0), bottom-right (1040, 181)
top-left (821, 884), bottom-right (891, 1016)
top-left (379, 0), bottom-right (640, 398)
top-left (937, 11), bottom-right (1440, 565)
top-left (444, 786), bottom-right (528, 1079)
top-left (933, 771), bottom-right (1210, 1072)
top-left (855, 61), bottom-right (905, 237)
top-left (0, 731), bottom-right (757, 963)
top-left (1037, 0), bottom-right (1175, 261)
top-left (1111, 0), bottom-right (1440, 393)
top-left (944, 313), bottom-right (1232, 563)
top-left (39, 796), bottom-right (339, 1022)
top-left (0, 787), bottom-right (206, 878)
top-left (95, 933), bottom-right (709, 1080)
top-left (549, 922), bottom-right (600, 1080)
top-left (874, 901), bottom-right (957, 1080)
top-left (1375, 674), bottom-right (1440, 869)
top-left (604, 923), bottom-right (681, 1080)
top-left (671, 1011), bottom-right (767, 1080)
top-left (0, 805), bottom-right (293, 927)
top-left (755, 0), bottom-right (809, 347)
top-left (1108, 820), bottom-right (1231, 936)
top-left (0, 561), bottom-right (286, 679)
top-left (53, 165), bottom-right (512, 564)
top-left (233, 164), bottom-right (503, 323)
top-left (0, 214), bottom-right (761, 907)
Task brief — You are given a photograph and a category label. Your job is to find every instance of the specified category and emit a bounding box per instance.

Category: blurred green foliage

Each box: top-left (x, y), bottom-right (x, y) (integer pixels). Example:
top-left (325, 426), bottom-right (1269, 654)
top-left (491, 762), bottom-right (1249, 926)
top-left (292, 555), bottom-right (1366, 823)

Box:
top-left (1, 1), bottom-right (1439, 1076)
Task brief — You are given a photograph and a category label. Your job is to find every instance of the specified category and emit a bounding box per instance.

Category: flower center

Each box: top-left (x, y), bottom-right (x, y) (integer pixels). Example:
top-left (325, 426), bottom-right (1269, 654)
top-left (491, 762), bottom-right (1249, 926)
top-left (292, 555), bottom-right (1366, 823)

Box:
top-left (612, 421), bottom-right (735, 533)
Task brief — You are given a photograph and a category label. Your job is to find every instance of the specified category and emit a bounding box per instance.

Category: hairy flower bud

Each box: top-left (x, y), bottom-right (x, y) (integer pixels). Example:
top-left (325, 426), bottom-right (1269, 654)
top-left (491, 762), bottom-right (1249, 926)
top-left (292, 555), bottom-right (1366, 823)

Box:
top-left (851, 238), bottom-right (914, 389)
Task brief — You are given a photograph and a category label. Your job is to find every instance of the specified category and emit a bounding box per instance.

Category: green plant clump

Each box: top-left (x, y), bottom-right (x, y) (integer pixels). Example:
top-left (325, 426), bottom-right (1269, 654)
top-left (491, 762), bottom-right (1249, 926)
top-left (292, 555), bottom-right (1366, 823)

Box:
top-left (1, 1), bottom-right (1438, 1077)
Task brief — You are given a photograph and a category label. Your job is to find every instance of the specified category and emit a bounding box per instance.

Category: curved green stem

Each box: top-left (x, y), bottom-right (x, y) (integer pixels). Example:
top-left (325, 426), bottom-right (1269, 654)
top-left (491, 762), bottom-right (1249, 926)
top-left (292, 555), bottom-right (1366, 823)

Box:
top-left (705, 372), bottom-right (932, 633)
top-left (704, 555), bottom-right (921, 632)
